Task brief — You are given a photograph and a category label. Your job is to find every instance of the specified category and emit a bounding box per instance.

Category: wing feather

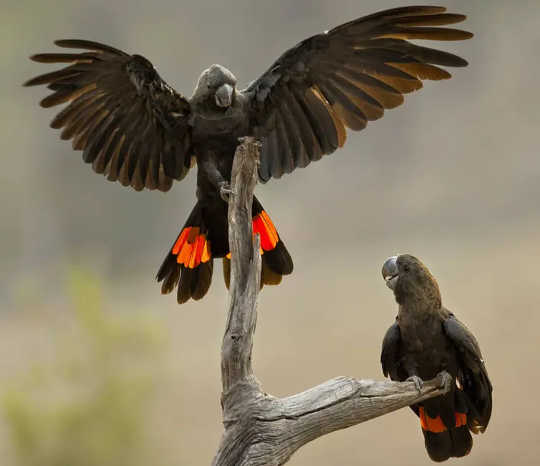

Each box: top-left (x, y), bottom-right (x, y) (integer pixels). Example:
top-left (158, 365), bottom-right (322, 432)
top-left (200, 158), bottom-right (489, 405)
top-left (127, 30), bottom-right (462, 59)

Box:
top-left (245, 6), bottom-right (471, 181)
top-left (443, 313), bottom-right (493, 434)
top-left (381, 321), bottom-right (403, 380)
top-left (26, 40), bottom-right (192, 191)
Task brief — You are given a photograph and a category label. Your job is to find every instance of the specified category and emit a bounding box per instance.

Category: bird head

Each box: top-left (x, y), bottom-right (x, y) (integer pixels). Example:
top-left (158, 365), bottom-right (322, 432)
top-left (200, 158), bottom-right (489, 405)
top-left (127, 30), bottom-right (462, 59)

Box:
top-left (381, 254), bottom-right (441, 307)
top-left (192, 64), bottom-right (237, 109)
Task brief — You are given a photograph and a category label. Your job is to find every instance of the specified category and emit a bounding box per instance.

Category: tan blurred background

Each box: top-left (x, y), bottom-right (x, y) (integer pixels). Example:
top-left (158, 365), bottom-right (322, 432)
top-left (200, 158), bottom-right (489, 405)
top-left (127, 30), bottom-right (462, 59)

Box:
top-left (1, 0), bottom-right (539, 464)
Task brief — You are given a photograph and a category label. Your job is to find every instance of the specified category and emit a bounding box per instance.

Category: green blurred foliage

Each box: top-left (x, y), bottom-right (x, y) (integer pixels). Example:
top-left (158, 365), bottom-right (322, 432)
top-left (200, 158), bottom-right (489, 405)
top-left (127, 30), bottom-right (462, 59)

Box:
top-left (2, 270), bottom-right (164, 466)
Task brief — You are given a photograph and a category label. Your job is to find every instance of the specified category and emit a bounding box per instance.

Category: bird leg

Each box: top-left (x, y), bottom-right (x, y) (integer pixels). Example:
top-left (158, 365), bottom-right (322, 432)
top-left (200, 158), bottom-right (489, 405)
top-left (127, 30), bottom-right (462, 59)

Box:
top-left (198, 152), bottom-right (236, 202)
top-left (406, 375), bottom-right (424, 393)
top-left (437, 371), bottom-right (454, 393)
top-left (218, 181), bottom-right (235, 202)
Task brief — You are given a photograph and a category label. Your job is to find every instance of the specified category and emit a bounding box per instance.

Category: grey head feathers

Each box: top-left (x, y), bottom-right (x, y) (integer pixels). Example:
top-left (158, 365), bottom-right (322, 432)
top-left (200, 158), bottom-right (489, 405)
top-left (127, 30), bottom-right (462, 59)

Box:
top-left (191, 64), bottom-right (237, 106)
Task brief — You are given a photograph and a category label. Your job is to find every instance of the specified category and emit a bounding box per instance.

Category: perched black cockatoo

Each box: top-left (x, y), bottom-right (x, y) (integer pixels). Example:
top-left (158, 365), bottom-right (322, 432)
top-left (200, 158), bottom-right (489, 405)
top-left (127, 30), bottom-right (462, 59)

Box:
top-left (381, 254), bottom-right (492, 462)
top-left (25, 6), bottom-right (472, 304)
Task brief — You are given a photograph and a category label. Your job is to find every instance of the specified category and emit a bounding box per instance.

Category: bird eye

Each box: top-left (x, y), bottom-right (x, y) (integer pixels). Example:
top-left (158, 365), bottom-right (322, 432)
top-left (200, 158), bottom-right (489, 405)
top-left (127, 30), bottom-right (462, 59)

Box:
top-left (403, 264), bottom-right (410, 272)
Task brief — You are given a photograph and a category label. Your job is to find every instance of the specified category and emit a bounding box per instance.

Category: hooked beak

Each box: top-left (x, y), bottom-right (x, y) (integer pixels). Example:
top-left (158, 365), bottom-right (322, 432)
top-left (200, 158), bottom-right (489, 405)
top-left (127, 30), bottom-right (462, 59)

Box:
top-left (215, 83), bottom-right (234, 108)
top-left (382, 256), bottom-right (399, 290)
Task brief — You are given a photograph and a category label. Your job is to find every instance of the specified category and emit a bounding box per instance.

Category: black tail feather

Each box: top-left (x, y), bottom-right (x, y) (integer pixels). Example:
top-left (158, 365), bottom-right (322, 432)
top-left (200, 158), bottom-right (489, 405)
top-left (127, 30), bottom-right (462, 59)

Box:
top-left (423, 430), bottom-right (452, 462)
top-left (157, 202), bottom-right (214, 304)
top-left (423, 426), bottom-right (472, 462)
top-left (450, 425), bottom-right (473, 458)
top-left (176, 261), bottom-right (213, 304)
top-left (223, 256), bottom-right (287, 289)
top-left (263, 240), bottom-right (293, 276)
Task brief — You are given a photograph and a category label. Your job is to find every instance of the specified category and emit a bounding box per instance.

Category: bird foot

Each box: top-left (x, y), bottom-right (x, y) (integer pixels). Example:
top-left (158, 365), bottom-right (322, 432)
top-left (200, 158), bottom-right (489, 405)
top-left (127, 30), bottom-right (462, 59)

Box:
top-left (219, 182), bottom-right (235, 202)
top-left (407, 375), bottom-right (424, 393)
top-left (437, 371), bottom-right (454, 393)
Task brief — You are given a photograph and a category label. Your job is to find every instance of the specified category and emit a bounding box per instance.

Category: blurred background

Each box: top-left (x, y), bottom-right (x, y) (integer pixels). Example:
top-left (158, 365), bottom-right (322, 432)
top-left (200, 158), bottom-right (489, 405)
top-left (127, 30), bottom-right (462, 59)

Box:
top-left (2, 0), bottom-right (539, 464)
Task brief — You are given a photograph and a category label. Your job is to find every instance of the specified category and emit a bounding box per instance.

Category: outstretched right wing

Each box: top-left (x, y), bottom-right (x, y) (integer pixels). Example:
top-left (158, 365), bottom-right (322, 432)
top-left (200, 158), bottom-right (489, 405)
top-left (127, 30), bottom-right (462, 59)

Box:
top-left (25, 40), bottom-right (193, 191)
top-left (244, 6), bottom-right (472, 182)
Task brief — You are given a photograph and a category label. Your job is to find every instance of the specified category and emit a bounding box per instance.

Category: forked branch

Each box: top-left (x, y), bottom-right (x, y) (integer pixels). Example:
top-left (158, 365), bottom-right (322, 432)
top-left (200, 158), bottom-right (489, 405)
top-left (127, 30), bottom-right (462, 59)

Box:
top-left (212, 138), bottom-right (450, 466)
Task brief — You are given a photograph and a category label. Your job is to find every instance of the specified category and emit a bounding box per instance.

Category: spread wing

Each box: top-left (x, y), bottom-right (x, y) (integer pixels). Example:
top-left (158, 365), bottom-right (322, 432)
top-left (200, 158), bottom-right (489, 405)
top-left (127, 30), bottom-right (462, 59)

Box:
top-left (244, 6), bottom-right (472, 182)
top-left (443, 312), bottom-right (493, 433)
top-left (25, 40), bottom-right (193, 191)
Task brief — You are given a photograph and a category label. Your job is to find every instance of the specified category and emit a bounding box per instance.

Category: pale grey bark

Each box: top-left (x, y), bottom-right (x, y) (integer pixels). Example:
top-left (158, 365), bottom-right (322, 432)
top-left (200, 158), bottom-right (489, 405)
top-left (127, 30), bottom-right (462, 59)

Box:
top-left (212, 138), bottom-right (450, 466)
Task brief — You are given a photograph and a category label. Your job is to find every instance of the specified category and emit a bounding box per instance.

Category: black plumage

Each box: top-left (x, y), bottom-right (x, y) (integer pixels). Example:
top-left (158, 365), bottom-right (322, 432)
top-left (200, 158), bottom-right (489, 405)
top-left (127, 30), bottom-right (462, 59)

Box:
top-left (25, 6), bottom-right (472, 303)
top-left (381, 254), bottom-right (492, 462)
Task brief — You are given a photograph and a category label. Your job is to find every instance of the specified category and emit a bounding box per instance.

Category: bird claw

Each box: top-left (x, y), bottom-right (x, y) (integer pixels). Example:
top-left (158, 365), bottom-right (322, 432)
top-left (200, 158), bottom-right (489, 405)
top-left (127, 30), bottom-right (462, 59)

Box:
top-left (437, 371), bottom-right (453, 393)
top-left (219, 182), bottom-right (235, 202)
top-left (407, 375), bottom-right (424, 393)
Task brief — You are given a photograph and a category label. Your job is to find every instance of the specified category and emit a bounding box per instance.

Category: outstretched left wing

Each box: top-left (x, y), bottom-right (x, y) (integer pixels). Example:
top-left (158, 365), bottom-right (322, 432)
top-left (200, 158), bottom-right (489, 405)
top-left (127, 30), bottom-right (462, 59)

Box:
top-left (443, 312), bottom-right (493, 434)
top-left (243, 5), bottom-right (472, 182)
top-left (25, 40), bottom-right (193, 191)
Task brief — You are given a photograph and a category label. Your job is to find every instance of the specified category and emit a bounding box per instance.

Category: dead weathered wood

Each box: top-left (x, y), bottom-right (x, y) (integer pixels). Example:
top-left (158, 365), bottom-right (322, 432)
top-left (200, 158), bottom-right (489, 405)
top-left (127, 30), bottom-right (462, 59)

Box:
top-left (212, 137), bottom-right (450, 466)
top-left (220, 136), bottom-right (261, 397)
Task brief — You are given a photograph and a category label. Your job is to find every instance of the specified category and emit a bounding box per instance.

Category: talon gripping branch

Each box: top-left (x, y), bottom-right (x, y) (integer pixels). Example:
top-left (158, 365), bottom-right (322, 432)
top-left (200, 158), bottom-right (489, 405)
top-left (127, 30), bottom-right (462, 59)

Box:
top-left (26, 6), bottom-right (472, 304)
top-left (381, 255), bottom-right (492, 461)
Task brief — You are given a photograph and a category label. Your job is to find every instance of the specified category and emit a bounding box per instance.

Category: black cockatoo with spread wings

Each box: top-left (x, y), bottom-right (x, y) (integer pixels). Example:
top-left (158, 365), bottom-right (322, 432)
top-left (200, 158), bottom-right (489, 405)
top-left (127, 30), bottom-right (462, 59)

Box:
top-left (25, 6), bottom-right (472, 304)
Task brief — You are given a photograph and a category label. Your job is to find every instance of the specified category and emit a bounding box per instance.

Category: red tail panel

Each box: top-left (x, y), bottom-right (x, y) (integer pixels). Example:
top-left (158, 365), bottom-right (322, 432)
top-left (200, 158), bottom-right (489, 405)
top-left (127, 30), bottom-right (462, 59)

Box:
top-left (172, 226), bottom-right (212, 268)
top-left (419, 407), bottom-right (467, 433)
top-left (253, 210), bottom-right (279, 252)
top-left (225, 210), bottom-right (280, 258)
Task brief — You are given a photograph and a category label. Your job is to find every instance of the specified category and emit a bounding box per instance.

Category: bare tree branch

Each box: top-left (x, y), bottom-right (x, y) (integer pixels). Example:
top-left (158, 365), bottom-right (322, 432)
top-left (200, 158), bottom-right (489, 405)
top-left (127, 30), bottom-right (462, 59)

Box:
top-left (212, 138), bottom-right (450, 466)
top-left (220, 136), bottom-right (261, 396)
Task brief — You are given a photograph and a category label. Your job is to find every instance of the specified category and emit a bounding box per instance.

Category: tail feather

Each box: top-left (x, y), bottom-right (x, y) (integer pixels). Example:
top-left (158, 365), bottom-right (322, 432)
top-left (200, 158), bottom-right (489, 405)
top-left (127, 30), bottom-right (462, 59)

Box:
top-left (158, 196), bottom-right (293, 304)
top-left (449, 425), bottom-right (473, 458)
top-left (423, 430), bottom-right (453, 462)
top-left (261, 261), bottom-right (284, 285)
top-left (157, 202), bottom-right (214, 304)
top-left (223, 257), bottom-right (230, 289)
top-left (252, 196), bottom-right (293, 278)
top-left (222, 256), bottom-right (286, 289)
top-left (419, 405), bottom-right (473, 462)
top-left (177, 261), bottom-right (213, 304)
top-left (223, 197), bottom-right (293, 290)
top-left (157, 254), bottom-right (181, 294)
top-left (262, 240), bottom-right (293, 276)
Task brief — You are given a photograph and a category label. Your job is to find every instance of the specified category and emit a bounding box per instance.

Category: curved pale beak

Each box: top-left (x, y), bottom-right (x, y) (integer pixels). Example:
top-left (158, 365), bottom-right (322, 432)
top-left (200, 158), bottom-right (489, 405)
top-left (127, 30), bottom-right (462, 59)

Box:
top-left (215, 83), bottom-right (234, 108)
top-left (382, 256), bottom-right (399, 290)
